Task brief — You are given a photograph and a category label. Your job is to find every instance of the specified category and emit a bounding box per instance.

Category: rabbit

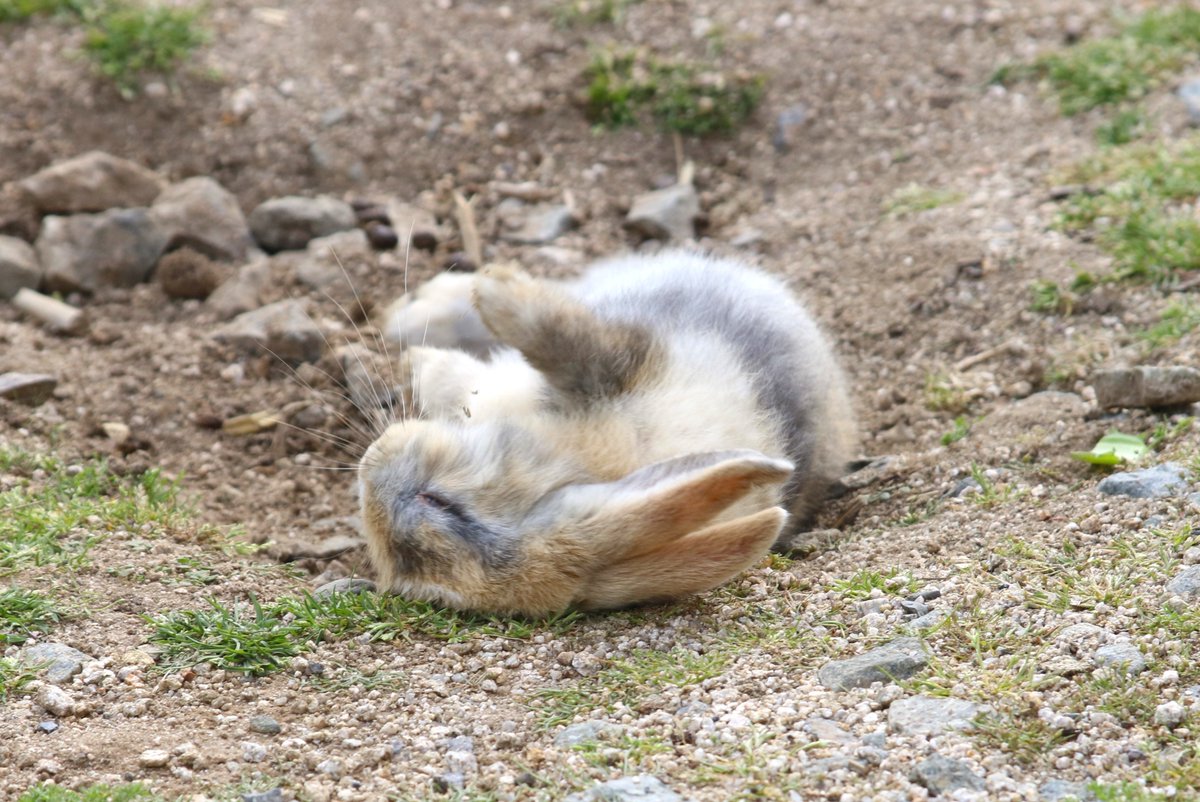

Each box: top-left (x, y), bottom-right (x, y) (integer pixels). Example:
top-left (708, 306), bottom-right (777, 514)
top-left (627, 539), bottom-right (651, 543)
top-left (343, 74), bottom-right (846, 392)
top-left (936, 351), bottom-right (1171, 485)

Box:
top-left (357, 250), bottom-right (856, 616)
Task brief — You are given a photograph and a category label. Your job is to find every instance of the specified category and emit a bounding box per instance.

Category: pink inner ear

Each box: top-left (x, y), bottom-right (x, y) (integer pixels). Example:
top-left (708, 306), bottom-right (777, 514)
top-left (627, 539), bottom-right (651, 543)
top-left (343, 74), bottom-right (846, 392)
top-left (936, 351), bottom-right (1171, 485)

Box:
top-left (577, 507), bottom-right (787, 610)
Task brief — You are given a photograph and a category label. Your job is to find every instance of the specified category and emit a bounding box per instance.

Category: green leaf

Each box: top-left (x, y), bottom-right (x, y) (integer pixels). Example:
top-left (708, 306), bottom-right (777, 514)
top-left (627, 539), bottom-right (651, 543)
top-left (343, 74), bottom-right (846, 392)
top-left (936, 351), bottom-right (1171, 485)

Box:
top-left (1071, 432), bottom-right (1149, 465)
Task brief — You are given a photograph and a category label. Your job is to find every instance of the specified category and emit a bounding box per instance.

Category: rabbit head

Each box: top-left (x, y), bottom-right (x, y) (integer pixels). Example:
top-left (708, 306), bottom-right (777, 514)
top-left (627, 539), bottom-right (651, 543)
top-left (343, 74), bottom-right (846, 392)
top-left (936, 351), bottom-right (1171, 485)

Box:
top-left (359, 418), bottom-right (795, 616)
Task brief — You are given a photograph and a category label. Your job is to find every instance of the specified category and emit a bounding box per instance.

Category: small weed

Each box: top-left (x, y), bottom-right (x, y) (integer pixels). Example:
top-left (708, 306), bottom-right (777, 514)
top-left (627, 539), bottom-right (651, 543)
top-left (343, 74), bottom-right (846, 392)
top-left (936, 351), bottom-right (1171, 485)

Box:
top-left (940, 415), bottom-right (973, 446)
top-left (573, 731), bottom-right (670, 769)
top-left (924, 373), bottom-right (971, 413)
top-left (972, 710), bottom-right (1068, 765)
top-left (82, 1), bottom-right (207, 94)
top-left (1146, 416), bottom-right (1194, 451)
top-left (149, 596), bottom-right (302, 675)
top-left (17, 784), bottom-right (165, 802)
top-left (1030, 279), bottom-right (1069, 314)
top-left (584, 49), bottom-right (763, 135)
top-left (553, 0), bottom-right (640, 27)
top-left (1138, 300), bottom-right (1200, 350)
top-left (309, 665), bottom-right (407, 692)
top-left (0, 0), bottom-right (80, 23)
top-left (968, 464), bottom-right (1018, 508)
top-left (0, 587), bottom-right (60, 645)
top-left (1089, 783), bottom-right (1166, 802)
top-left (0, 656), bottom-right (39, 702)
top-left (1097, 108), bottom-right (1148, 147)
top-left (892, 497), bottom-right (942, 528)
top-left (831, 568), bottom-right (917, 600)
top-left (884, 183), bottom-right (964, 216)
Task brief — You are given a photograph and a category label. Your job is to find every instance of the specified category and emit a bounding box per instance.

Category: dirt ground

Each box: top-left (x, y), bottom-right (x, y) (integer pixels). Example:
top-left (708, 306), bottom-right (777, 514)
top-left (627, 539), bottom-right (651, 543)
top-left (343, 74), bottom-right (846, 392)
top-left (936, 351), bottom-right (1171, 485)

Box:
top-left (3, 0), bottom-right (1200, 800)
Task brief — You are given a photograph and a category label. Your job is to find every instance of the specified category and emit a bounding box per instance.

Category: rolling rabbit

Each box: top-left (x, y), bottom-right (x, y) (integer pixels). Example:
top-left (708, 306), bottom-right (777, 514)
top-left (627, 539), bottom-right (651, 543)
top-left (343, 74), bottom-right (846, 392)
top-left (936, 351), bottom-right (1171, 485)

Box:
top-left (357, 251), bottom-right (855, 616)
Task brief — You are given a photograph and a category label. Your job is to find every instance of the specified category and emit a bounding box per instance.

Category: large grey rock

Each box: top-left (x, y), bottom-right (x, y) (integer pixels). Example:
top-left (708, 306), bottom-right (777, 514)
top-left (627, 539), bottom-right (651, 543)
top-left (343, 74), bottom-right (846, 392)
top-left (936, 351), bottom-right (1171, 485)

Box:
top-left (37, 209), bottom-right (167, 293)
top-left (0, 373), bottom-right (57, 406)
top-left (213, 299), bottom-right (323, 364)
top-left (151, 177), bottom-right (253, 262)
top-left (499, 201), bottom-right (574, 244)
top-left (1096, 463), bottom-right (1189, 499)
top-left (1093, 641), bottom-right (1146, 675)
top-left (565, 775), bottom-right (689, 802)
top-left (1093, 366), bottom-right (1200, 409)
top-left (911, 754), bottom-right (985, 795)
top-left (248, 195), bottom-right (356, 252)
top-left (1167, 565), bottom-right (1200, 597)
top-left (18, 151), bottom-right (165, 214)
top-left (817, 637), bottom-right (929, 690)
top-left (888, 695), bottom-right (982, 736)
top-left (22, 642), bottom-right (94, 685)
top-left (296, 229), bottom-right (371, 289)
top-left (1039, 779), bottom-right (1096, 801)
top-left (625, 183), bottom-right (699, 241)
top-left (207, 259), bottom-right (269, 320)
top-left (0, 235), bottom-right (40, 298)
top-left (554, 720), bottom-right (624, 747)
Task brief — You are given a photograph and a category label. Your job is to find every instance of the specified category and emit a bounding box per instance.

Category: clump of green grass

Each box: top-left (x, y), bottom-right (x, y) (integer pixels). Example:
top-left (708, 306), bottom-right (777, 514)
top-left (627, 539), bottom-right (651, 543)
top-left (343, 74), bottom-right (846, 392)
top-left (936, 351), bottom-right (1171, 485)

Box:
top-left (0, 656), bottom-right (40, 702)
top-left (940, 415), bottom-right (972, 446)
top-left (924, 372), bottom-right (971, 413)
top-left (0, 0), bottom-right (80, 23)
top-left (883, 183), bottom-right (964, 216)
top-left (0, 449), bottom-right (183, 573)
top-left (584, 49), bottom-right (764, 135)
top-left (18, 784), bottom-right (165, 802)
top-left (0, 587), bottom-right (60, 645)
top-left (1096, 108), bottom-right (1148, 146)
top-left (831, 568), bottom-right (917, 600)
top-left (554, 0), bottom-right (640, 27)
top-left (1001, 8), bottom-right (1200, 115)
top-left (82, 1), bottom-right (207, 94)
top-left (1138, 300), bottom-right (1200, 350)
top-left (972, 711), bottom-right (1069, 765)
top-left (149, 591), bottom-right (582, 676)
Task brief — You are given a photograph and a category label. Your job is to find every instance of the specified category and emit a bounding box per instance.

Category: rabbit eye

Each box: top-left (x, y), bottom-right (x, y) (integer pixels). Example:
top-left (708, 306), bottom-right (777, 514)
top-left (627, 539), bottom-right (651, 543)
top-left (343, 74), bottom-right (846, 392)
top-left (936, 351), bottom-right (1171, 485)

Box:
top-left (417, 491), bottom-right (455, 512)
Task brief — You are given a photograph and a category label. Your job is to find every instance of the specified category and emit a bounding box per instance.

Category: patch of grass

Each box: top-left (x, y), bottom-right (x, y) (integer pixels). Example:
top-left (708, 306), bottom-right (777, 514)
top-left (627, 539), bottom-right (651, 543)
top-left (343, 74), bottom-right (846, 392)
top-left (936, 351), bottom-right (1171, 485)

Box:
top-left (1020, 8), bottom-right (1200, 115)
top-left (533, 647), bottom-right (728, 728)
top-left (924, 372), bottom-right (971, 413)
top-left (309, 665), bottom-right (406, 693)
top-left (81, 1), bottom-right (207, 93)
top-left (831, 568), bottom-right (917, 600)
top-left (883, 183), bottom-right (964, 216)
top-left (0, 0), bottom-right (79, 23)
top-left (0, 450), bottom-right (183, 574)
top-left (553, 0), bottom-right (640, 27)
top-left (0, 587), bottom-right (60, 645)
top-left (18, 784), bottom-right (165, 802)
top-left (1146, 416), bottom-right (1194, 451)
top-left (1097, 108), bottom-right (1148, 146)
top-left (940, 415), bottom-right (973, 446)
top-left (0, 656), bottom-right (40, 702)
top-left (1138, 300), bottom-right (1200, 350)
top-left (573, 731), bottom-right (671, 769)
top-left (584, 49), bottom-right (763, 135)
top-left (149, 591), bottom-right (583, 675)
top-left (972, 711), bottom-right (1069, 765)
top-left (1089, 783), bottom-right (1166, 802)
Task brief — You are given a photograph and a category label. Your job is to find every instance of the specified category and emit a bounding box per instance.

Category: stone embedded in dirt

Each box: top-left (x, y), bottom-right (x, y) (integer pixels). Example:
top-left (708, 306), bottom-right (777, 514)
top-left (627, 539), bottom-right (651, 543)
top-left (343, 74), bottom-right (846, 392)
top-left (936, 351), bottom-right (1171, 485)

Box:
top-left (286, 533), bottom-right (365, 561)
top-left (817, 637), bottom-right (929, 690)
top-left (0, 373), bottom-right (57, 406)
top-left (385, 199), bottom-right (441, 251)
top-left (248, 195), bottom-right (357, 252)
top-left (802, 717), bottom-right (855, 744)
top-left (364, 221), bottom-right (399, 250)
top-left (625, 183), bottom-right (700, 242)
top-left (35, 684), bottom-right (75, 718)
top-left (0, 234), bottom-right (41, 298)
top-left (241, 790), bottom-right (283, 802)
top-left (1039, 779), bottom-right (1097, 801)
top-left (213, 298), bottom-right (324, 364)
top-left (156, 247), bottom-right (229, 300)
top-left (208, 259), bottom-right (270, 320)
top-left (242, 741), bottom-right (268, 763)
top-left (1093, 641), bottom-right (1146, 675)
top-left (37, 721), bottom-right (59, 734)
top-left (18, 151), bottom-right (166, 214)
top-left (313, 578), bottom-right (377, 597)
top-left (1092, 366), bottom-right (1200, 409)
top-left (296, 228), bottom-right (372, 289)
top-left (1179, 77), bottom-right (1200, 126)
top-left (498, 200), bottom-right (575, 244)
top-left (37, 209), bottom-right (167, 294)
top-left (1154, 700), bottom-right (1187, 728)
top-left (911, 754), bottom-right (985, 795)
top-left (565, 775), bottom-right (690, 802)
top-left (150, 176), bottom-right (254, 262)
top-left (1166, 565), bottom-right (1200, 597)
top-left (772, 103), bottom-right (810, 153)
top-left (138, 748), bottom-right (171, 769)
top-left (888, 695), bottom-right (982, 736)
top-left (554, 720), bottom-right (624, 748)
top-left (1096, 463), bottom-right (1189, 499)
top-left (22, 642), bottom-right (94, 685)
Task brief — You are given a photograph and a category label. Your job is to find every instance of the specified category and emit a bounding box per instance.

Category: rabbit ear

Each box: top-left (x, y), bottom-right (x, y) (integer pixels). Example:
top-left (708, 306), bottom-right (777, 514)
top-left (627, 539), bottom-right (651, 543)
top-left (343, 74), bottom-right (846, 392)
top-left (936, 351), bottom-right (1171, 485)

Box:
top-left (531, 450), bottom-right (793, 565)
top-left (579, 507), bottom-right (788, 609)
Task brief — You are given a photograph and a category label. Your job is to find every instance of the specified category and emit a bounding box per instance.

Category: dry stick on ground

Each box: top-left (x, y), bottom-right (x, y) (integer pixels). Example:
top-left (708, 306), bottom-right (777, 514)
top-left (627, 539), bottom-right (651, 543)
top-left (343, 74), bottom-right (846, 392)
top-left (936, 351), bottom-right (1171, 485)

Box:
top-left (453, 190), bottom-right (483, 268)
top-left (954, 340), bottom-right (1018, 372)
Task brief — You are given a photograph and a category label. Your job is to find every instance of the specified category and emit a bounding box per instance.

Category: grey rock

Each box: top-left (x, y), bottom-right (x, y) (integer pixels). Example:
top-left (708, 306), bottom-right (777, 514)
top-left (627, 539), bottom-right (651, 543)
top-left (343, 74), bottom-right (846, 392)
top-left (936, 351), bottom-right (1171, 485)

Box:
top-left (911, 754), bottom-right (985, 795)
top-left (1039, 779), bottom-right (1096, 801)
top-left (1094, 641), bottom-right (1146, 675)
top-left (817, 637), bottom-right (929, 690)
top-left (248, 715), bottom-right (282, 735)
top-left (248, 195), bottom-right (356, 252)
top-left (241, 790), bottom-right (283, 802)
top-left (0, 235), bottom-right (40, 298)
top-left (151, 177), bottom-right (253, 262)
top-left (37, 721), bottom-right (59, 734)
top-left (1167, 565), bottom-right (1200, 596)
top-left (917, 586), bottom-right (942, 601)
top-left (241, 741), bottom-right (268, 762)
top-left (888, 695), bottom-right (982, 736)
top-left (314, 578), bottom-right (377, 597)
top-left (0, 373), bottom-right (57, 406)
top-left (35, 684), bottom-right (75, 717)
top-left (435, 772), bottom-right (465, 791)
top-left (907, 609), bottom-right (949, 632)
top-left (1179, 77), bottom-right (1200, 125)
top-left (37, 209), bottom-right (167, 293)
top-left (554, 720), bottom-right (624, 747)
top-left (1097, 463), bottom-right (1189, 499)
top-left (499, 201), bottom-right (575, 244)
top-left (1154, 700), bottom-right (1187, 727)
top-left (22, 643), bottom-right (94, 684)
top-left (314, 758), bottom-right (341, 777)
top-left (296, 229), bottom-right (371, 289)
top-left (772, 103), bottom-right (809, 153)
top-left (19, 151), bottom-right (165, 214)
top-left (861, 732), bottom-right (887, 749)
top-left (1093, 366), bottom-right (1200, 409)
top-left (804, 754), bottom-right (869, 776)
top-left (565, 774), bottom-right (689, 802)
top-left (947, 477), bottom-right (983, 498)
top-left (802, 717), bottom-right (854, 744)
top-left (207, 259), bottom-right (269, 320)
top-left (213, 299), bottom-right (323, 364)
top-left (625, 183), bottom-right (700, 241)
top-left (898, 598), bottom-right (930, 617)
top-left (446, 735), bottom-right (475, 754)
